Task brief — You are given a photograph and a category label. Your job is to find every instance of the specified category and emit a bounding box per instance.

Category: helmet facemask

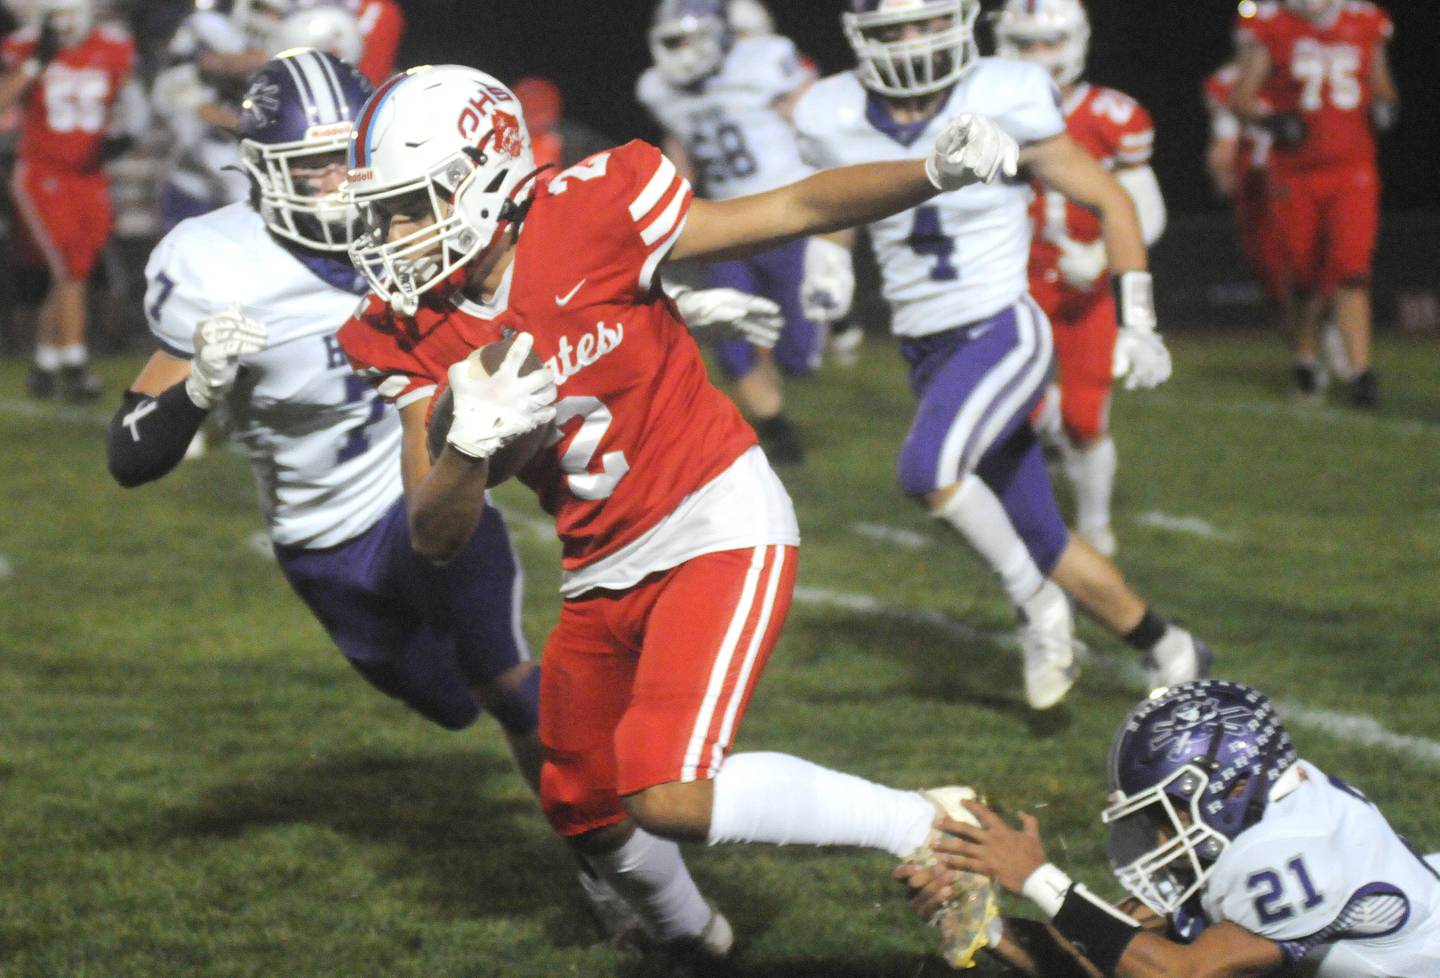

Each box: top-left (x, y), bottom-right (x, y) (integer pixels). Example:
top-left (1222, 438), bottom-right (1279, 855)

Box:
top-left (1102, 763), bottom-right (1231, 916)
top-left (843, 0), bottom-right (980, 99)
top-left (649, 13), bottom-right (729, 87)
top-left (242, 125), bottom-right (358, 252)
top-left (993, 0), bottom-right (1090, 87)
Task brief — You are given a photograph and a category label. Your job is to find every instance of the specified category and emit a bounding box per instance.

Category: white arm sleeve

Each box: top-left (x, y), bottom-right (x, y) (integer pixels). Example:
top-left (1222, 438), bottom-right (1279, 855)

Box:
top-left (1116, 165), bottom-right (1167, 246)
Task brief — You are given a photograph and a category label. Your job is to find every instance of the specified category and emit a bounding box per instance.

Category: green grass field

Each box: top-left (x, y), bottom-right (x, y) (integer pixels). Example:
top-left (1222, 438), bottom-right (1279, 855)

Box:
top-left (2, 330), bottom-right (1438, 977)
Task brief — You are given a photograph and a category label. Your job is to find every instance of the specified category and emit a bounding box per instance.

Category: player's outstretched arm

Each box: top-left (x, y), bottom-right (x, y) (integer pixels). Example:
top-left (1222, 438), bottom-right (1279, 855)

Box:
top-left (913, 803), bottom-right (1285, 978)
top-left (670, 114), bottom-right (1017, 264)
top-left (1370, 41), bottom-right (1399, 131)
top-left (1228, 43), bottom-right (1272, 126)
top-left (1023, 133), bottom-right (1146, 275)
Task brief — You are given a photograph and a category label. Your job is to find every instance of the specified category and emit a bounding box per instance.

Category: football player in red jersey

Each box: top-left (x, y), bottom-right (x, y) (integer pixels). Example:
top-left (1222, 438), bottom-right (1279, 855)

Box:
top-left (353, 0), bottom-right (403, 86)
top-left (338, 64), bottom-right (1021, 966)
top-left (1231, 0), bottom-right (1399, 406)
top-left (1203, 62), bottom-right (1290, 322)
top-left (993, 0), bottom-right (1168, 558)
top-left (0, 0), bottom-right (133, 400)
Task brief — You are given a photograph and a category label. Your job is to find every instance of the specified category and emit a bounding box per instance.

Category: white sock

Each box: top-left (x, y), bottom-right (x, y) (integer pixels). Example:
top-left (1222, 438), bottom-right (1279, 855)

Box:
top-left (935, 475), bottom-right (1045, 605)
top-left (707, 751), bottom-right (934, 858)
top-left (34, 344), bottom-right (61, 372)
top-left (57, 344), bottom-right (89, 367)
top-left (1062, 434), bottom-right (1116, 536)
top-left (581, 826), bottom-right (712, 942)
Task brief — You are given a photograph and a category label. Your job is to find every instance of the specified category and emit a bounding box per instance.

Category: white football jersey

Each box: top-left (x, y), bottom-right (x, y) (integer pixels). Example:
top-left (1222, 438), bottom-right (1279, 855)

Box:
top-left (793, 60), bottom-right (1065, 336)
top-left (154, 12), bottom-right (251, 206)
top-left (1201, 760), bottom-right (1440, 977)
top-left (144, 203), bottom-right (402, 549)
top-left (636, 34), bottom-right (814, 200)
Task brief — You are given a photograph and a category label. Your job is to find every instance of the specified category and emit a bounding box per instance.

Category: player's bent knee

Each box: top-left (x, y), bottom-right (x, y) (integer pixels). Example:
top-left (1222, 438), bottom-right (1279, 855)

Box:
top-left (539, 752), bottom-right (628, 838)
top-left (474, 662), bottom-right (540, 735)
top-left (620, 780), bottom-right (711, 841)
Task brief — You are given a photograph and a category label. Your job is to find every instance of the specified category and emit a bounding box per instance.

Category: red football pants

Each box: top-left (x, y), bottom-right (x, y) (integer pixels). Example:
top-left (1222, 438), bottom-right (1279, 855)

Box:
top-left (1268, 162), bottom-right (1380, 294)
top-left (1030, 282), bottom-right (1116, 444)
top-left (538, 544), bottom-right (797, 837)
top-left (8, 159), bottom-right (112, 280)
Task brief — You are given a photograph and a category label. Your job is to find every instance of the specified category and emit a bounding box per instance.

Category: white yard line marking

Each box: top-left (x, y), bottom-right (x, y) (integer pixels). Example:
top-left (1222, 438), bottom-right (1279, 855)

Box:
top-left (0, 554), bottom-right (13, 580)
top-left (1147, 393), bottom-right (1440, 437)
top-left (0, 398), bottom-right (109, 426)
top-left (850, 522), bottom-right (933, 550)
top-left (503, 513), bottom-right (555, 542)
top-left (1134, 511), bottom-right (1238, 541)
top-left (247, 532), bottom-right (275, 559)
top-left (792, 585), bottom-right (1440, 767)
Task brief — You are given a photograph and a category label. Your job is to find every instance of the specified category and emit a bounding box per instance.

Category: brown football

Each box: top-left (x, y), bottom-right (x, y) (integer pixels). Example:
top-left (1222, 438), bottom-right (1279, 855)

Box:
top-left (426, 336), bottom-right (554, 486)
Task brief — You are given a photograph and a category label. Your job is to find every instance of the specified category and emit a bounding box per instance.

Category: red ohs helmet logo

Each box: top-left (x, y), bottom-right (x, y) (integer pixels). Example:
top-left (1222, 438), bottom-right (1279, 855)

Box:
top-left (456, 84), bottom-right (520, 148)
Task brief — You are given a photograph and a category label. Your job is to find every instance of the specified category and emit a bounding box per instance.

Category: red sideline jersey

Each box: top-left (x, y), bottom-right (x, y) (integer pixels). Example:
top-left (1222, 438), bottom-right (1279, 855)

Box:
top-left (355, 0), bottom-right (404, 85)
top-left (0, 23), bottom-right (133, 172)
top-left (1204, 63), bottom-right (1272, 173)
top-left (1235, 0), bottom-right (1392, 171)
top-left (340, 140), bottom-right (759, 572)
top-left (1028, 83), bottom-right (1153, 299)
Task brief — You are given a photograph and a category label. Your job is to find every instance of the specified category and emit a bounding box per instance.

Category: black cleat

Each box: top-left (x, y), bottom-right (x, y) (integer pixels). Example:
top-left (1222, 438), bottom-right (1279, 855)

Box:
top-left (1349, 369), bottom-right (1378, 409)
top-left (26, 365), bottom-right (57, 399)
top-left (1292, 363), bottom-right (1323, 401)
top-left (58, 365), bottom-right (103, 402)
top-left (755, 414), bottom-right (805, 466)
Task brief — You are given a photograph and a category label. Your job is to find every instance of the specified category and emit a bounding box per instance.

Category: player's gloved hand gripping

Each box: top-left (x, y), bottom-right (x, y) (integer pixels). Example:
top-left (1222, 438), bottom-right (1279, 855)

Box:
top-left (445, 333), bottom-right (557, 460)
top-left (926, 113), bottom-right (1021, 192)
top-left (1111, 271), bottom-right (1172, 391)
top-left (672, 286), bottom-right (784, 349)
top-left (185, 305), bottom-right (268, 409)
top-left (801, 236), bottom-right (856, 324)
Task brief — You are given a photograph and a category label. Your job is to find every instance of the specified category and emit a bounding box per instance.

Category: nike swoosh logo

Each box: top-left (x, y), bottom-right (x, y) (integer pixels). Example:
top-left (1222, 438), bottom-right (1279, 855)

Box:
top-left (555, 279), bottom-right (586, 307)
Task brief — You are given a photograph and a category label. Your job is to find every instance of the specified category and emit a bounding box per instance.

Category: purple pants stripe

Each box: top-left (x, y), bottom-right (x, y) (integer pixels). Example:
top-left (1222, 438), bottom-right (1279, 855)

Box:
top-left (275, 498), bottom-right (533, 732)
top-left (709, 236), bottom-right (820, 378)
top-left (897, 296), bottom-right (1055, 497)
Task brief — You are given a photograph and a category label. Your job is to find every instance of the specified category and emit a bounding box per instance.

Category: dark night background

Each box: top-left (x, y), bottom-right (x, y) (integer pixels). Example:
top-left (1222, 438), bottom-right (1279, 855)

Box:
top-left (382, 0), bottom-right (1436, 215)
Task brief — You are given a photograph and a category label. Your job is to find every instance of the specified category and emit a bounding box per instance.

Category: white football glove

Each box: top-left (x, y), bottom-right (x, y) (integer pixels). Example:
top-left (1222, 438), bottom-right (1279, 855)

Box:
top-left (1056, 236), bottom-right (1108, 291)
top-left (185, 305), bottom-right (267, 409)
top-left (926, 113), bottom-right (1020, 192)
top-left (801, 236), bottom-right (856, 324)
top-left (445, 333), bottom-right (557, 460)
top-left (1112, 327), bottom-right (1172, 390)
top-left (674, 287), bottom-right (783, 349)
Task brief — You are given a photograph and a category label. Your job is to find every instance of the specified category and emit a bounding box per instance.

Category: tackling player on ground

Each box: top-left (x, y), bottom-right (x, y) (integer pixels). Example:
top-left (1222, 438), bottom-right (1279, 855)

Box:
top-left (636, 0), bottom-right (825, 464)
top-left (1230, 0), bottom-right (1398, 407)
top-left (793, 0), bottom-right (1210, 711)
top-left (337, 63), bottom-right (1023, 966)
top-left (994, 0), bottom-right (1168, 558)
top-left (900, 679), bottom-right (1440, 977)
top-left (0, 0), bottom-right (133, 401)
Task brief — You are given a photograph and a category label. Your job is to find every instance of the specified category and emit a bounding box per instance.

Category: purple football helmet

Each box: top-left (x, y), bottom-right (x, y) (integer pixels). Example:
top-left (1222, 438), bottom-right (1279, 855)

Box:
top-left (1102, 680), bottom-right (1298, 916)
top-left (237, 47), bottom-right (373, 252)
top-left (649, 0), bottom-right (732, 87)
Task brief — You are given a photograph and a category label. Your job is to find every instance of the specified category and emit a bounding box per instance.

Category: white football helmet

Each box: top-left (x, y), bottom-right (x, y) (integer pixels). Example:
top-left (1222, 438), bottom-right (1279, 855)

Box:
top-left (842, 0), bottom-right (981, 99)
top-left (648, 0), bottom-right (731, 88)
top-left (729, 0), bottom-right (774, 37)
top-left (36, 0), bottom-right (93, 47)
top-left (345, 65), bottom-right (539, 315)
top-left (267, 2), bottom-right (362, 62)
top-left (992, 0), bottom-right (1090, 87)
top-left (1285, 0), bottom-right (1341, 21)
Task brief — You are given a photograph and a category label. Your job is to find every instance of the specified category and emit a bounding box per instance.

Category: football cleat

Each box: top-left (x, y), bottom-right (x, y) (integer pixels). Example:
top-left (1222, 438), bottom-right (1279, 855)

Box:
top-left (657, 900), bottom-right (734, 966)
top-left (1349, 370), bottom-right (1378, 409)
top-left (575, 868), bottom-right (647, 948)
top-left (903, 786), bottom-right (999, 970)
top-left (1141, 627), bottom-right (1213, 692)
top-left (1017, 580), bottom-right (1079, 710)
top-left (58, 365), bottom-right (103, 402)
top-left (26, 366), bottom-right (57, 400)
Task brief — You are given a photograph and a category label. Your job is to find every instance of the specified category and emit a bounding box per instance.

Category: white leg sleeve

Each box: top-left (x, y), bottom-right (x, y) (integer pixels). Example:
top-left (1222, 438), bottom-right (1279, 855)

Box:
top-left (581, 827), bottom-right (713, 942)
top-left (707, 751), bottom-right (935, 858)
top-left (1061, 434), bottom-right (1117, 536)
top-left (935, 474), bottom-right (1046, 606)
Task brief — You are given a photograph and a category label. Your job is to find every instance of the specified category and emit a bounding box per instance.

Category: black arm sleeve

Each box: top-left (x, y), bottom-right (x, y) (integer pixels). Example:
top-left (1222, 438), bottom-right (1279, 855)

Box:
top-left (106, 383), bottom-right (208, 488)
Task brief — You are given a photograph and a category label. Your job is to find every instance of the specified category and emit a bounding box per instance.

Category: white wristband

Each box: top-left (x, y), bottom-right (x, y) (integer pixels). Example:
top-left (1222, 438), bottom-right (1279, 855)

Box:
top-left (1021, 862), bottom-right (1073, 919)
